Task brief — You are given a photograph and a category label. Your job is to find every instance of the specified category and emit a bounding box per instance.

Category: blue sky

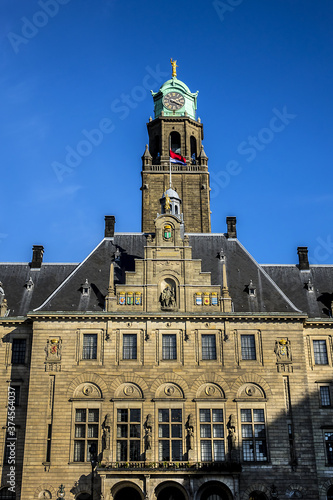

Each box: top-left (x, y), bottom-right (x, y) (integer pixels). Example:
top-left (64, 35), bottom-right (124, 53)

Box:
top-left (1, 0), bottom-right (333, 265)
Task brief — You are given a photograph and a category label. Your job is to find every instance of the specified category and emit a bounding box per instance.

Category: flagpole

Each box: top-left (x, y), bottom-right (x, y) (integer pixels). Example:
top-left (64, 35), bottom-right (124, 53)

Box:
top-left (169, 134), bottom-right (172, 189)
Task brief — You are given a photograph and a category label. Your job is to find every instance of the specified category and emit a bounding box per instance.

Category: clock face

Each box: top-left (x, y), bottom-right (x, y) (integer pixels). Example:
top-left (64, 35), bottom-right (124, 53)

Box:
top-left (163, 92), bottom-right (185, 111)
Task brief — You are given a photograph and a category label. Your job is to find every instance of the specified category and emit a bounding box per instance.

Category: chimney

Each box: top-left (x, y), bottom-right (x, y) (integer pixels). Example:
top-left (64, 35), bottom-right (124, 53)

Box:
top-left (226, 217), bottom-right (237, 239)
top-left (105, 216), bottom-right (115, 237)
top-left (297, 246), bottom-right (309, 270)
top-left (30, 245), bottom-right (44, 268)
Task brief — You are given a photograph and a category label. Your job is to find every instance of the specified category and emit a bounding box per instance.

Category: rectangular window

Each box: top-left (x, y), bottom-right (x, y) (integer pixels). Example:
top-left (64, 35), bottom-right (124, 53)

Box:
top-left (241, 335), bottom-right (256, 360)
top-left (202, 335), bottom-right (217, 360)
top-left (199, 408), bottom-right (224, 462)
top-left (82, 334), bottom-right (97, 360)
top-left (74, 408), bottom-right (99, 462)
top-left (11, 339), bottom-right (26, 364)
top-left (158, 408), bottom-right (182, 461)
top-left (116, 409), bottom-right (141, 461)
top-left (123, 334), bottom-right (137, 360)
top-left (46, 424), bottom-right (52, 462)
top-left (325, 432), bottom-right (333, 464)
top-left (162, 334), bottom-right (177, 360)
top-left (313, 340), bottom-right (328, 365)
top-left (320, 386), bottom-right (331, 407)
top-left (241, 409), bottom-right (267, 462)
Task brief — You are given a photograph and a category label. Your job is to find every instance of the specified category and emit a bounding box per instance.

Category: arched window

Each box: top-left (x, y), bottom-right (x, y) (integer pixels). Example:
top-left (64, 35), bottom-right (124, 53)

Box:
top-left (170, 132), bottom-right (181, 154)
top-left (327, 485), bottom-right (333, 500)
top-left (152, 135), bottom-right (160, 161)
top-left (190, 136), bottom-right (197, 164)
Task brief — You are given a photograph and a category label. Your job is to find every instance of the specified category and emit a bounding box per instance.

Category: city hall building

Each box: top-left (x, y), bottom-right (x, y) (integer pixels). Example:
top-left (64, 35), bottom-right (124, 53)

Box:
top-left (0, 62), bottom-right (333, 500)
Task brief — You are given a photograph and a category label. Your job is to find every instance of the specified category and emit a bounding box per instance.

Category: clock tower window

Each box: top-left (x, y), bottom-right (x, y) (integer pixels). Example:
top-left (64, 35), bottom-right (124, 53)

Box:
top-left (170, 131), bottom-right (181, 155)
top-left (190, 136), bottom-right (197, 164)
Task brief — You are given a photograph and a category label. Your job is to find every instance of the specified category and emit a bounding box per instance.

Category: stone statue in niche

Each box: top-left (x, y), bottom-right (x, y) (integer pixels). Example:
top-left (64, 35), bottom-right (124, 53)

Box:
top-left (145, 414), bottom-right (153, 460)
top-left (187, 427), bottom-right (194, 450)
top-left (145, 427), bottom-right (152, 450)
top-left (103, 414), bottom-right (112, 450)
top-left (160, 285), bottom-right (176, 309)
top-left (227, 414), bottom-right (238, 461)
top-left (186, 414), bottom-right (195, 459)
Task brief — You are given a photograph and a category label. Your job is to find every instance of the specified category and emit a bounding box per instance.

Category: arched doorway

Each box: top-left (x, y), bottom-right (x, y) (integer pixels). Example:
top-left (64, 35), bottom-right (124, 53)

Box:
top-left (76, 494), bottom-right (92, 500)
top-left (249, 493), bottom-right (268, 500)
top-left (328, 485), bottom-right (333, 500)
top-left (157, 486), bottom-right (186, 500)
top-left (198, 481), bottom-right (233, 500)
top-left (114, 487), bottom-right (142, 500)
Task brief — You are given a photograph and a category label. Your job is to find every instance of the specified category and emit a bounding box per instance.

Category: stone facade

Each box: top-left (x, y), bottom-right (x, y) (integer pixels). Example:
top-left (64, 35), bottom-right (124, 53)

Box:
top-left (0, 69), bottom-right (333, 500)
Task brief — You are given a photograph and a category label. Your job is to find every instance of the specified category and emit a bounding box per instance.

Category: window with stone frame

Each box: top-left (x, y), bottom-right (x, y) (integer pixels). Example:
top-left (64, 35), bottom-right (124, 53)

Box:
top-left (241, 408), bottom-right (267, 462)
top-left (241, 335), bottom-right (256, 360)
top-left (162, 334), bottom-right (177, 360)
top-left (11, 339), bottom-right (26, 364)
top-left (320, 386), bottom-right (331, 407)
top-left (201, 334), bottom-right (217, 360)
top-left (116, 409), bottom-right (141, 461)
top-left (73, 408), bottom-right (99, 462)
top-left (313, 340), bottom-right (329, 365)
top-left (324, 431), bottom-right (333, 465)
top-left (82, 334), bottom-right (97, 360)
top-left (158, 408), bottom-right (182, 461)
top-left (199, 408), bottom-right (225, 462)
top-left (123, 334), bottom-right (137, 360)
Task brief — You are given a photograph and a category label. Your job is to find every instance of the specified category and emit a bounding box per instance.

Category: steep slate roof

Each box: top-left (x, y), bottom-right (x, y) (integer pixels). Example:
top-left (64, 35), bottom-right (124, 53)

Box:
top-left (34, 235), bottom-right (146, 312)
top-left (32, 233), bottom-right (300, 314)
top-left (262, 265), bottom-right (333, 319)
top-left (0, 263), bottom-right (77, 317)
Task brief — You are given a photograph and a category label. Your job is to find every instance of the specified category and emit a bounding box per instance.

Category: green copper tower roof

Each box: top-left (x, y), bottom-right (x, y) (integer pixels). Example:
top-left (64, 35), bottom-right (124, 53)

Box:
top-left (151, 76), bottom-right (199, 120)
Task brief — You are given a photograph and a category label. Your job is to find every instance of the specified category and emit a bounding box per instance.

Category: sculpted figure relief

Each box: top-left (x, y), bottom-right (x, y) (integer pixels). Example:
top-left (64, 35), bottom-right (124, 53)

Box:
top-left (160, 285), bottom-right (176, 308)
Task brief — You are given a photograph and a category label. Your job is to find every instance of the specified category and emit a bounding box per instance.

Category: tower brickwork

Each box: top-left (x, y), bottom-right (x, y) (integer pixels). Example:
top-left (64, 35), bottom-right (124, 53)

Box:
top-left (141, 72), bottom-right (211, 233)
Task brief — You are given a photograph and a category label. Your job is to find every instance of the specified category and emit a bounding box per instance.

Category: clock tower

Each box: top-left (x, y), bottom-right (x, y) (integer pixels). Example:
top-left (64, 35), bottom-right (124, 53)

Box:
top-left (141, 60), bottom-right (211, 233)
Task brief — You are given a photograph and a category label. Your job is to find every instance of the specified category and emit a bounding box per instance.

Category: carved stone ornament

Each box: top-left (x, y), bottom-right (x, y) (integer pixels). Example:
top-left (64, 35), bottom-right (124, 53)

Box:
top-left (73, 382), bottom-right (102, 399)
top-left (156, 383), bottom-right (183, 399)
top-left (82, 384), bottom-right (93, 396)
top-left (205, 385), bottom-right (216, 396)
top-left (115, 383), bottom-right (143, 399)
top-left (274, 338), bottom-right (292, 362)
top-left (124, 385), bottom-right (135, 396)
top-left (165, 385), bottom-right (175, 396)
top-left (238, 383), bottom-right (264, 399)
top-left (45, 338), bottom-right (62, 362)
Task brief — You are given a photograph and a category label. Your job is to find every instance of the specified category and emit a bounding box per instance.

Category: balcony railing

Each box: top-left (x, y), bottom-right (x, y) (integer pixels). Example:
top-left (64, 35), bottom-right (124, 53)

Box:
top-left (97, 461), bottom-right (241, 472)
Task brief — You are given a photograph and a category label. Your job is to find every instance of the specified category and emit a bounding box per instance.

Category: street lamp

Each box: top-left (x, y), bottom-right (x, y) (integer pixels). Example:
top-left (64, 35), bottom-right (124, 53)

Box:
top-left (57, 484), bottom-right (65, 499)
top-left (89, 443), bottom-right (98, 500)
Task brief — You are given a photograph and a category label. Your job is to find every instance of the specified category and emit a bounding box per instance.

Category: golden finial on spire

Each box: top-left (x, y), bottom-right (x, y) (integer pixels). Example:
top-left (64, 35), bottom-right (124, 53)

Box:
top-left (170, 58), bottom-right (178, 78)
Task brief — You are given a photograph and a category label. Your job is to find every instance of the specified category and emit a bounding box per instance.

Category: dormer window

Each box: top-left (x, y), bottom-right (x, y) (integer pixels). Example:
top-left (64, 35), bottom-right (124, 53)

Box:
top-left (114, 248), bottom-right (121, 263)
top-left (25, 277), bottom-right (34, 291)
top-left (306, 278), bottom-right (314, 292)
top-left (248, 280), bottom-right (256, 297)
top-left (81, 279), bottom-right (90, 296)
